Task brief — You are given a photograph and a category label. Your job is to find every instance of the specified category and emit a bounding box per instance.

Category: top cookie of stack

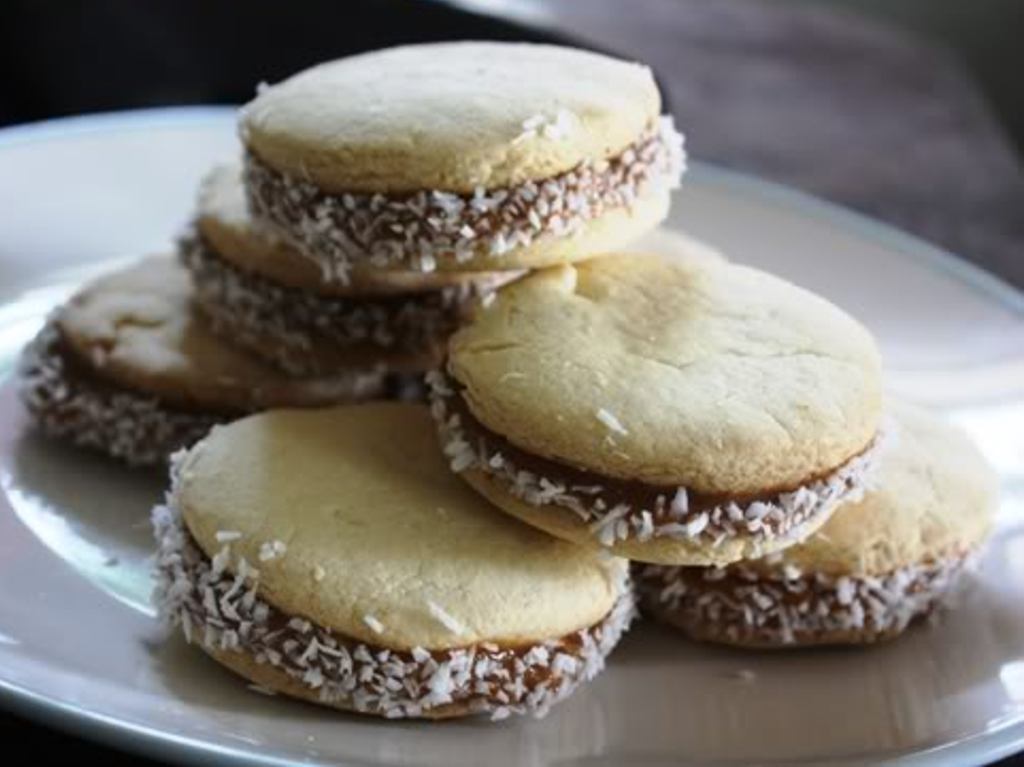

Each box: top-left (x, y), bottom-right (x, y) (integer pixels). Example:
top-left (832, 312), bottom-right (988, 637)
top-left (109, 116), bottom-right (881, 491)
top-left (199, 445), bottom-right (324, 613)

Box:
top-left (238, 41), bottom-right (686, 281)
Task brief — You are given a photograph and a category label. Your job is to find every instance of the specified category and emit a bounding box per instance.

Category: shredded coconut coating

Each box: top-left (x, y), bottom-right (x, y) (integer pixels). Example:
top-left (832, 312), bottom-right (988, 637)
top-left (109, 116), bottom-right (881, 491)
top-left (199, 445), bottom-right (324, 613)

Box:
top-left (428, 371), bottom-right (883, 550)
top-left (152, 454), bottom-right (635, 720)
top-left (180, 234), bottom-right (489, 376)
top-left (636, 553), bottom-right (977, 647)
top-left (17, 321), bottom-right (222, 466)
top-left (245, 116), bottom-right (685, 281)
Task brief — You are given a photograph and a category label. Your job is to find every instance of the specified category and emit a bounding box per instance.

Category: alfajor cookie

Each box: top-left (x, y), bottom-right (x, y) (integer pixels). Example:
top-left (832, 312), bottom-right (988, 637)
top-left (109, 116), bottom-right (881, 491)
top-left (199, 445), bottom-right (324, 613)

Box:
top-left (636, 401), bottom-right (998, 647)
top-left (240, 42), bottom-right (685, 280)
top-left (153, 403), bottom-right (633, 719)
top-left (430, 253), bottom-right (885, 566)
top-left (18, 257), bottom-right (385, 466)
top-left (182, 165), bottom-right (520, 376)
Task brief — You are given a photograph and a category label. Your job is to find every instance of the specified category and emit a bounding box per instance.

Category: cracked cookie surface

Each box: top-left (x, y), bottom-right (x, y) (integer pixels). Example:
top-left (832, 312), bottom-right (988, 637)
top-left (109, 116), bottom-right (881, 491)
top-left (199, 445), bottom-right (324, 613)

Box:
top-left (447, 253), bottom-right (883, 495)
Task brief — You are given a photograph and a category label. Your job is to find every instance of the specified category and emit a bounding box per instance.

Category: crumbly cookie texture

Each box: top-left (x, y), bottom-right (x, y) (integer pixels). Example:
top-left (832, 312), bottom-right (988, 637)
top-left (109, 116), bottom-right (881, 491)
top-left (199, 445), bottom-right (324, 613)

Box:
top-left (240, 42), bottom-right (664, 193)
top-left (56, 255), bottom-right (388, 411)
top-left (749, 400), bottom-right (998, 576)
top-left (18, 320), bottom-right (221, 466)
top-left (154, 490), bottom-right (635, 720)
top-left (429, 371), bottom-right (884, 566)
top-left (245, 116), bottom-right (683, 280)
top-left (447, 254), bottom-right (883, 494)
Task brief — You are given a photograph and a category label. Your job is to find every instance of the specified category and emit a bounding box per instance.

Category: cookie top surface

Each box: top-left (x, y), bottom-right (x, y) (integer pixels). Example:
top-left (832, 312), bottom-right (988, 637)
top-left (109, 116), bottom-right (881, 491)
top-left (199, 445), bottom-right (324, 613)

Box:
top-left (772, 401), bottom-right (997, 576)
top-left (176, 403), bottom-right (625, 650)
top-left (57, 257), bottom-right (380, 412)
top-left (196, 164), bottom-right (515, 296)
top-left (240, 42), bottom-right (660, 193)
top-left (448, 254), bottom-right (883, 494)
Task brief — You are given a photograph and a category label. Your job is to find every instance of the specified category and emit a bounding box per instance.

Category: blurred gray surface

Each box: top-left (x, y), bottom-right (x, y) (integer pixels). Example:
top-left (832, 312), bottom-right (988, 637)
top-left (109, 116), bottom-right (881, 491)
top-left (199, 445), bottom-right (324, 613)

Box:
top-left (497, 0), bottom-right (1024, 286)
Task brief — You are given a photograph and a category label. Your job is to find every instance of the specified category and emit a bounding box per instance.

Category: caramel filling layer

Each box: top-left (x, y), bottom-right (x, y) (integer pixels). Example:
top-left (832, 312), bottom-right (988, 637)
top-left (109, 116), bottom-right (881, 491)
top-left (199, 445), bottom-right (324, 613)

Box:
top-left (245, 116), bottom-right (685, 282)
top-left (428, 371), bottom-right (883, 549)
top-left (153, 456), bottom-right (635, 720)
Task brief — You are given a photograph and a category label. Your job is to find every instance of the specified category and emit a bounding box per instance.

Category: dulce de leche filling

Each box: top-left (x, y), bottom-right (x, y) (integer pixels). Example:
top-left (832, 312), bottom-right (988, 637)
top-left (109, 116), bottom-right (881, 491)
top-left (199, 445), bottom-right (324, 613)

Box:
top-left (636, 552), bottom-right (975, 646)
top-left (428, 371), bottom-right (884, 550)
top-left (244, 116), bottom-right (685, 281)
top-left (153, 456), bottom-right (635, 720)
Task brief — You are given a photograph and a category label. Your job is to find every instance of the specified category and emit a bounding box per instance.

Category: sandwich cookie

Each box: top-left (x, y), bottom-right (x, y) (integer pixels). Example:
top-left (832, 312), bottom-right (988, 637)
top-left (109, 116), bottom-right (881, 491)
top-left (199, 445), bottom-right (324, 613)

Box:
top-left (430, 254), bottom-right (885, 566)
top-left (240, 42), bottom-right (685, 281)
top-left (182, 165), bottom-right (520, 376)
top-left (19, 257), bottom-right (384, 466)
top-left (153, 404), bottom-right (633, 719)
top-left (636, 402), bottom-right (997, 646)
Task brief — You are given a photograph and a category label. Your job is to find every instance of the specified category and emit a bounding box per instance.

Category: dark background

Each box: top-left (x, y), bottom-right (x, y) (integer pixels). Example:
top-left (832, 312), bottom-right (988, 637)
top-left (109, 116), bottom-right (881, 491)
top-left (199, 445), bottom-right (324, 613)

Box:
top-left (0, 0), bottom-right (574, 127)
top-left (3, 0), bottom-right (1024, 155)
top-left (1, 1), bottom-right (1022, 764)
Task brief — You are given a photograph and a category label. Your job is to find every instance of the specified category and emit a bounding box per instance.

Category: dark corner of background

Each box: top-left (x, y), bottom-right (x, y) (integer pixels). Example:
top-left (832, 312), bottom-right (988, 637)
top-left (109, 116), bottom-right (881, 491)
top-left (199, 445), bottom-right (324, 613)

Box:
top-left (0, 0), bottom-right (617, 127)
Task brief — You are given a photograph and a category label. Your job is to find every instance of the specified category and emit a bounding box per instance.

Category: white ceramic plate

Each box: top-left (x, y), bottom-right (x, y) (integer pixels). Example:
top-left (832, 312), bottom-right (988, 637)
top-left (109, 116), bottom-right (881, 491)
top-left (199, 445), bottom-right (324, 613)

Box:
top-left (0, 108), bottom-right (1022, 767)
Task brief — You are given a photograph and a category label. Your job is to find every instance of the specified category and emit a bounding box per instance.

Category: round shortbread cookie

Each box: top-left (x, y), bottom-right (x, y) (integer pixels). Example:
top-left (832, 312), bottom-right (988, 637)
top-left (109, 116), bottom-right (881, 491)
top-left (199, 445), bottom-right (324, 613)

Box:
top-left (241, 42), bottom-right (663, 193)
top-left (239, 42), bottom-right (685, 278)
top-left (636, 401), bottom-right (998, 647)
top-left (155, 403), bottom-right (632, 719)
top-left (57, 256), bottom-right (385, 413)
top-left (447, 254), bottom-right (882, 492)
top-left (18, 256), bottom-right (388, 464)
top-left (433, 253), bottom-right (883, 565)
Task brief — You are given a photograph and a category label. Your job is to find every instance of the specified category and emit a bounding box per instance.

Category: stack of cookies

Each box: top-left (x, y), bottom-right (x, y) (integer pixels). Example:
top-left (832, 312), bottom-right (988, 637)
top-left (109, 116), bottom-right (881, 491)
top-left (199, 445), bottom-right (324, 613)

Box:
top-left (150, 41), bottom-right (689, 720)
top-left (428, 254), bottom-right (997, 649)
top-left (18, 41), bottom-right (997, 722)
top-left (20, 42), bottom-right (688, 468)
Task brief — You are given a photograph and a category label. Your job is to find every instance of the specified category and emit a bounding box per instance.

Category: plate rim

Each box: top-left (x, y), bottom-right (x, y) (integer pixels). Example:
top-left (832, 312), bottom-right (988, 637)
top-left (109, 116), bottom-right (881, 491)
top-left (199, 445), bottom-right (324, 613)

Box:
top-left (0, 106), bottom-right (1022, 767)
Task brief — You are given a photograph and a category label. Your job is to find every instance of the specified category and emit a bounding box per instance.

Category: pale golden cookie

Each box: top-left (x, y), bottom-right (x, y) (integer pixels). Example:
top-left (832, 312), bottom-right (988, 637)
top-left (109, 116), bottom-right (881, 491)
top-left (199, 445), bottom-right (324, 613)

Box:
top-left (239, 42), bottom-right (685, 277)
top-left (57, 257), bottom-right (384, 412)
top-left (242, 42), bottom-right (663, 193)
top-left (637, 401), bottom-right (998, 647)
top-left (447, 255), bottom-right (881, 492)
top-left (432, 253), bottom-right (883, 565)
top-left (19, 257), bottom-right (385, 465)
top-left (154, 404), bottom-right (633, 719)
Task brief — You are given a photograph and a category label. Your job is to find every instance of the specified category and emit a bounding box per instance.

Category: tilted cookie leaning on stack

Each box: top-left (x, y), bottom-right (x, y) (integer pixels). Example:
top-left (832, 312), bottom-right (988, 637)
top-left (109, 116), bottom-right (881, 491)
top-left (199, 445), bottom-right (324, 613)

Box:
top-left (636, 400), bottom-right (997, 647)
top-left (429, 252), bottom-right (885, 566)
top-left (179, 165), bottom-right (519, 379)
top-left (19, 257), bottom-right (383, 466)
top-left (238, 41), bottom-right (685, 280)
top-left (154, 403), bottom-right (633, 719)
